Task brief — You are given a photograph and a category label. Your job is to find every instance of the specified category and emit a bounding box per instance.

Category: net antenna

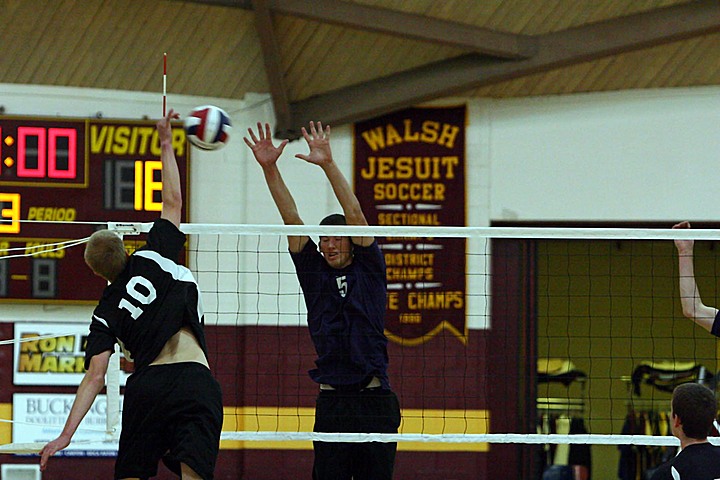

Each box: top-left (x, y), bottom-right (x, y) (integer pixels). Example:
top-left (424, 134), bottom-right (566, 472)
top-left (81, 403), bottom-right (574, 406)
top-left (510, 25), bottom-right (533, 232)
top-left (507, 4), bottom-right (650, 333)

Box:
top-left (162, 52), bottom-right (167, 117)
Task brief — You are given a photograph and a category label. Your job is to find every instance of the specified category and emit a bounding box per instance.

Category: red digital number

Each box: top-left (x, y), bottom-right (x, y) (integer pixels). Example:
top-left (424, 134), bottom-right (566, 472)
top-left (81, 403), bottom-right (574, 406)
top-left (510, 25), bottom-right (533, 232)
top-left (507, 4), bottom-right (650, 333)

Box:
top-left (17, 127), bottom-right (46, 178)
top-left (48, 128), bottom-right (77, 179)
top-left (15, 126), bottom-right (78, 180)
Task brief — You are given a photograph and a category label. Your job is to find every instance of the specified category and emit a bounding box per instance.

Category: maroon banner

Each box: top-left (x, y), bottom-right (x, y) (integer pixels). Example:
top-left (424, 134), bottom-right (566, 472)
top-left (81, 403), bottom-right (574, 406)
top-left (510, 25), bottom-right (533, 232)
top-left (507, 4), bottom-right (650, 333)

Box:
top-left (354, 106), bottom-right (467, 345)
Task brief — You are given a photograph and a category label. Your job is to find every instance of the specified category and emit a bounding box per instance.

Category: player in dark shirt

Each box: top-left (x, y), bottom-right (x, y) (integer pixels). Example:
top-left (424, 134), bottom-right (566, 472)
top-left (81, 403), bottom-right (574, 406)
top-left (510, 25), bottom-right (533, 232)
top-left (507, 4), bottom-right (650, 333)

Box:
top-left (40, 109), bottom-right (223, 480)
top-left (245, 121), bottom-right (401, 480)
top-left (650, 383), bottom-right (720, 480)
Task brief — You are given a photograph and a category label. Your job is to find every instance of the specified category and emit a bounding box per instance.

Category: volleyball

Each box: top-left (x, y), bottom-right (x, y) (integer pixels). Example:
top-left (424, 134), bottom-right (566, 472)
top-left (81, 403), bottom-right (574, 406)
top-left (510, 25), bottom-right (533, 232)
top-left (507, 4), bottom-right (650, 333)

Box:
top-left (184, 105), bottom-right (232, 151)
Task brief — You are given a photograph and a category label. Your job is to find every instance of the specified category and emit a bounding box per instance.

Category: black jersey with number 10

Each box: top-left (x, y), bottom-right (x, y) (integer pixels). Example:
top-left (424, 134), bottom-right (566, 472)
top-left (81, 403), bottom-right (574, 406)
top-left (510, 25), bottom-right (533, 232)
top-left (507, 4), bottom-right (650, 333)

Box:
top-left (84, 219), bottom-right (208, 371)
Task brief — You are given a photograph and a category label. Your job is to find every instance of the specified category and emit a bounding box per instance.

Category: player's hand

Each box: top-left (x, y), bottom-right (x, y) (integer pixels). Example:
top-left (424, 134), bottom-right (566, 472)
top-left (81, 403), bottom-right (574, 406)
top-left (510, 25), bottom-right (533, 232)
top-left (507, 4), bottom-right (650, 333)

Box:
top-left (39, 435), bottom-right (71, 471)
top-left (673, 221), bottom-right (694, 254)
top-left (296, 121), bottom-right (332, 166)
top-left (244, 122), bottom-right (288, 167)
top-left (157, 108), bottom-right (180, 145)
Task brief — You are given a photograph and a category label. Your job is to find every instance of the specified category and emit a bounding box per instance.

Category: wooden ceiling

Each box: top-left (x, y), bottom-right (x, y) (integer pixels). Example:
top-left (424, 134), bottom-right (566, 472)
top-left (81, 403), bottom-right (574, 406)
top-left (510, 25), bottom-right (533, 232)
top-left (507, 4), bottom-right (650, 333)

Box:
top-left (1, 0), bottom-right (719, 138)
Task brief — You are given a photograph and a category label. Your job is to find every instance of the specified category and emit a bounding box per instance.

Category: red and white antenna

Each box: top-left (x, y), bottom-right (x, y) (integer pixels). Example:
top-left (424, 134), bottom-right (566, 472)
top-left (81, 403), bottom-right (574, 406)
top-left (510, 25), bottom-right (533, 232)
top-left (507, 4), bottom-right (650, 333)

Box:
top-left (162, 52), bottom-right (167, 116)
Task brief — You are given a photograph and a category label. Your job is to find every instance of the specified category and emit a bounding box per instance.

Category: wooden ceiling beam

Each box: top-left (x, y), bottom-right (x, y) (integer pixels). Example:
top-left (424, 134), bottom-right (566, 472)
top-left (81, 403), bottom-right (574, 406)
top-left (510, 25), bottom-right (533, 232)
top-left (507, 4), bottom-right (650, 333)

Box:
top-left (538, 0), bottom-right (720, 64)
top-left (180, 0), bottom-right (535, 58)
top-left (265, 0), bottom-right (535, 59)
top-left (280, 0), bottom-right (720, 138)
top-left (180, 0), bottom-right (247, 6)
top-left (250, 0), bottom-right (293, 134)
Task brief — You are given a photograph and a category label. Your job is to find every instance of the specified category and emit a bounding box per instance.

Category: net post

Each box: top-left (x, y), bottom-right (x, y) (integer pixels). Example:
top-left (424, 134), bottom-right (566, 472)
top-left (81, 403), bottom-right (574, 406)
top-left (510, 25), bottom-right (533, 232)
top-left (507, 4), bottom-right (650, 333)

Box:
top-left (106, 344), bottom-right (121, 442)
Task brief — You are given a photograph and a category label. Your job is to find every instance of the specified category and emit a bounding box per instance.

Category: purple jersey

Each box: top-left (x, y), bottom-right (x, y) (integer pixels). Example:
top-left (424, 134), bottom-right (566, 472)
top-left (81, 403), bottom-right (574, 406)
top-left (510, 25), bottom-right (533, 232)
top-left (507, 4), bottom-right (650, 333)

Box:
top-left (291, 239), bottom-right (390, 389)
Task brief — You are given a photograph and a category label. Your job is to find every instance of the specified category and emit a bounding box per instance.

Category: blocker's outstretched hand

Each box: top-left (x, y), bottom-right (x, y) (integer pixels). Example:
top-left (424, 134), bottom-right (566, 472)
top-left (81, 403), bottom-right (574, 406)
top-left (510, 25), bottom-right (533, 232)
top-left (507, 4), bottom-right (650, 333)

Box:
top-left (296, 121), bottom-right (333, 167)
top-left (244, 122), bottom-right (288, 168)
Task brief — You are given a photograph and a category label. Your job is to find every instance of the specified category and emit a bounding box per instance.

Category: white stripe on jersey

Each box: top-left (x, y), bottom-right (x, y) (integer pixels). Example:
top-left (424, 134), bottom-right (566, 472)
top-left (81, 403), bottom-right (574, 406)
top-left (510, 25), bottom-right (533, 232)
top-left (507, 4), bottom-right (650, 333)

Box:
top-left (93, 315), bottom-right (109, 328)
top-left (135, 250), bottom-right (196, 283)
top-left (134, 250), bottom-right (205, 320)
top-left (671, 466), bottom-right (680, 480)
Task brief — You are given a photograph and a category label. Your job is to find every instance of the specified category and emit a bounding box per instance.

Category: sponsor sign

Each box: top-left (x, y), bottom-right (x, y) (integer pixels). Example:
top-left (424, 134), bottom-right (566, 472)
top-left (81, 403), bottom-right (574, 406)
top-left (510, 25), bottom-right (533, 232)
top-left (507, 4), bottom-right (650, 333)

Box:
top-left (13, 322), bottom-right (132, 386)
top-left (12, 393), bottom-right (122, 456)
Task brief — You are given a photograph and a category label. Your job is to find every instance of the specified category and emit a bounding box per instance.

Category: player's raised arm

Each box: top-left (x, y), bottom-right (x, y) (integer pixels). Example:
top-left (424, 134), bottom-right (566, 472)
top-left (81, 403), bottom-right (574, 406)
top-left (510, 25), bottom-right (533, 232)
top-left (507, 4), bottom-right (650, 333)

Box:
top-left (296, 121), bottom-right (373, 247)
top-left (157, 109), bottom-right (182, 227)
top-left (673, 221), bottom-right (719, 333)
top-left (244, 123), bottom-right (308, 253)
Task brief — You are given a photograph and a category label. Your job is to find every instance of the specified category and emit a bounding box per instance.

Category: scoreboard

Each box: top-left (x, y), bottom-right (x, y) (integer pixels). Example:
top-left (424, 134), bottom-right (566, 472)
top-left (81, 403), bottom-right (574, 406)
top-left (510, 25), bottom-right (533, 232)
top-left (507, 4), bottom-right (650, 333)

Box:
top-left (0, 116), bottom-right (189, 303)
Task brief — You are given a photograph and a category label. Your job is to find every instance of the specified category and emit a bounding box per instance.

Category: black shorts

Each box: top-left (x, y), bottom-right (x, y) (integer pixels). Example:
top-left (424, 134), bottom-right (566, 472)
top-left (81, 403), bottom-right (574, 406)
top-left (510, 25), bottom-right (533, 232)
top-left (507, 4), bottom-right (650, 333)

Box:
top-left (115, 362), bottom-right (223, 480)
top-left (313, 388), bottom-right (401, 434)
top-left (312, 389), bottom-right (401, 480)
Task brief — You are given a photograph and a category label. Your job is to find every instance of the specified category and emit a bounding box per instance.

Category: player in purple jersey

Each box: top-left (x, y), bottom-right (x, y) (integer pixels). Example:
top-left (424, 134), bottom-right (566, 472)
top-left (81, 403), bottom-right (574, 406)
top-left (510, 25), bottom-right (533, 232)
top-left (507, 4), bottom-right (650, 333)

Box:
top-left (245, 121), bottom-right (401, 480)
top-left (40, 109), bottom-right (222, 480)
top-left (673, 221), bottom-right (720, 336)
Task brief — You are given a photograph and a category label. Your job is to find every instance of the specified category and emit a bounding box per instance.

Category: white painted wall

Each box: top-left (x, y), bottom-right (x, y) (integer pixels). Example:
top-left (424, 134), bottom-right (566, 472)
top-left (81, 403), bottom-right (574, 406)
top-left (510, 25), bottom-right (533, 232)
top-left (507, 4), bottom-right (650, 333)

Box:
top-left (487, 88), bottom-right (720, 222)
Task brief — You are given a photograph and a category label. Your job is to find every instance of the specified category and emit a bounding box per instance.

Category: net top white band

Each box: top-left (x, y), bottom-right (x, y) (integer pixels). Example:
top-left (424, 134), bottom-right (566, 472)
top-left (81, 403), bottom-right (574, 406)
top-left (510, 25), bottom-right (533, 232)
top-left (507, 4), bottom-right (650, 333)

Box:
top-left (102, 222), bottom-right (720, 240)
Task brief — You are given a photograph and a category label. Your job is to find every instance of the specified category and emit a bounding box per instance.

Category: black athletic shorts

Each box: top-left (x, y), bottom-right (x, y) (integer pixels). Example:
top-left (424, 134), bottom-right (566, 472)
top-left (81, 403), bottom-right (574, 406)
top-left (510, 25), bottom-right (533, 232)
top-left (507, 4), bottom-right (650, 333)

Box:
top-left (115, 362), bottom-right (223, 480)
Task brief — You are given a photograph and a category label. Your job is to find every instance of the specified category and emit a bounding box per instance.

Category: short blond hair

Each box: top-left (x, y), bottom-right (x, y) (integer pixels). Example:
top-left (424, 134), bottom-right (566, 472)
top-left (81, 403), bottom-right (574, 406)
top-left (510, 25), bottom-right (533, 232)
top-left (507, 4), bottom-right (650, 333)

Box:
top-left (84, 230), bottom-right (127, 282)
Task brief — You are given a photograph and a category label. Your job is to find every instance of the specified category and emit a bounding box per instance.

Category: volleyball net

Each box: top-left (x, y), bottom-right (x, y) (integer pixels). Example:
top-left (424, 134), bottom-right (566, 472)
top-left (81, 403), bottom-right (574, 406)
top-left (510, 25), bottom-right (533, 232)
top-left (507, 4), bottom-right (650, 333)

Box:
top-left (2, 222), bottom-right (720, 457)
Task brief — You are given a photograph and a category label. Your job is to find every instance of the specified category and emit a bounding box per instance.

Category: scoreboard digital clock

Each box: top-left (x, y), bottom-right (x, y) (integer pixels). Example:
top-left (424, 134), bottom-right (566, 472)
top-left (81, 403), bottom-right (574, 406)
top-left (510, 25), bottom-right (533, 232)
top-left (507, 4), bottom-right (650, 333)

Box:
top-left (0, 116), bottom-right (189, 303)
